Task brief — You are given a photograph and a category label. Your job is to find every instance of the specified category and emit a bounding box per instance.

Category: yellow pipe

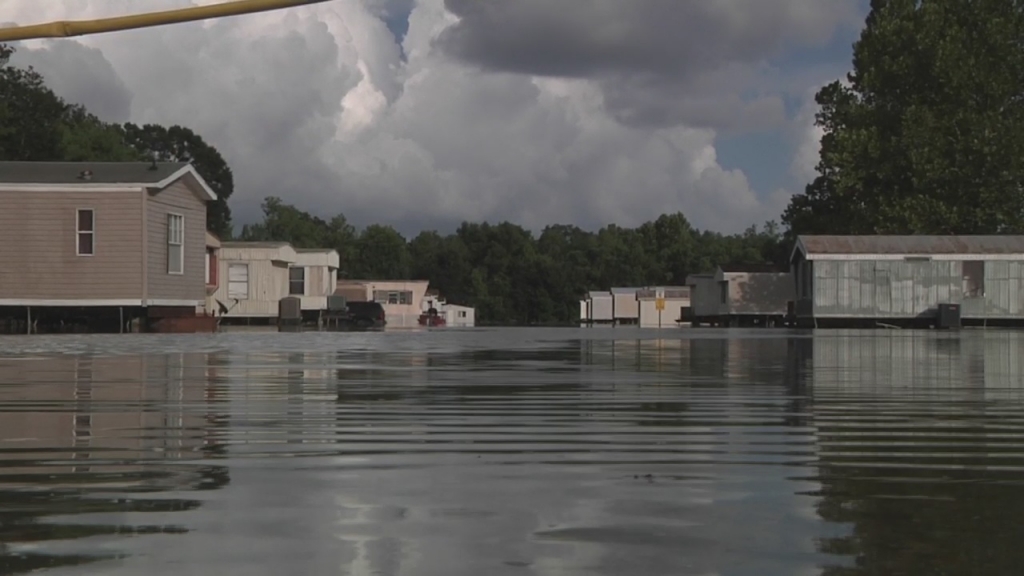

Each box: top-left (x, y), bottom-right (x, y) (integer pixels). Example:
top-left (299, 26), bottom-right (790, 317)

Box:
top-left (0, 0), bottom-right (332, 43)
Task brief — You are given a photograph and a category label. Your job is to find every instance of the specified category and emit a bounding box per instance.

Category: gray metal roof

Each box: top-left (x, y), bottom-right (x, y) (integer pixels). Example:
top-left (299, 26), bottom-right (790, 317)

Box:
top-left (588, 290), bottom-right (612, 299)
top-left (294, 248), bottom-right (337, 253)
top-left (798, 235), bottom-right (1024, 255)
top-left (610, 287), bottom-right (643, 294)
top-left (0, 161), bottom-right (190, 184)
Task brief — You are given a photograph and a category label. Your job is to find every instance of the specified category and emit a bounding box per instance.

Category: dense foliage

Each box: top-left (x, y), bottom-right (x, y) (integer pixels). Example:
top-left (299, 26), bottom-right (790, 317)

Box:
top-left (784, 0), bottom-right (1024, 235)
top-left (240, 197), bottom-right (788, 324)
top-left (0, 44), bottom-right (235, 236)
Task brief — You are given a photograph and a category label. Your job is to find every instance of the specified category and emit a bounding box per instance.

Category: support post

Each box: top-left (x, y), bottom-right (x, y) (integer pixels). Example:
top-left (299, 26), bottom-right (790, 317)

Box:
top-left (119, 307), bottom-right (124, 334)
top-left (26, 306), bottom-right (31, 335)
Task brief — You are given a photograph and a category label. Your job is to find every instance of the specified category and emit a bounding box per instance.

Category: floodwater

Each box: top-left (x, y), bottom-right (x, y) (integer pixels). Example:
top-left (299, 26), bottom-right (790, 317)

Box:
top-left (1, 328), bottom-right (1023, 576)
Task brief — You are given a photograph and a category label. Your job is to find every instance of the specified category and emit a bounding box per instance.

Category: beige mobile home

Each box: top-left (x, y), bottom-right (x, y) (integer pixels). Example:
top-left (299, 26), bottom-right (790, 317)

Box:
top-left (212, 242), bottom-right (298, 319)
top-left (291, 249), bottom-right (340, 310)
top-left (210, 242), bottom-right (339, 320)
top-left (336, 280), bottom-right (430, 327)
top-left (0, 161), bottom-right (215, 331)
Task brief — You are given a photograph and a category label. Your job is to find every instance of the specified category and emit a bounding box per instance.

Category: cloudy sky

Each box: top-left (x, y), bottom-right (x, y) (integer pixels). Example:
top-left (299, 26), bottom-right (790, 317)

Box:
top-left (3, 0), bottom-right (867, 235)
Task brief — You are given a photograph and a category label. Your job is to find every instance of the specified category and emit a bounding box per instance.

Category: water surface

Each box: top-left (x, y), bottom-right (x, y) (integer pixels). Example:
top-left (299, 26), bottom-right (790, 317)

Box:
top-left (1, 328), bottom-right (1023, 575)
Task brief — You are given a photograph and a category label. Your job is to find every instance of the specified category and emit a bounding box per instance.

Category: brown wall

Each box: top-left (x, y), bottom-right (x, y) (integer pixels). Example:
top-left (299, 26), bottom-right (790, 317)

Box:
top-left (0, 190), bottom-right (144, 300)
top-left (146, 179), bottom-right (208, 303)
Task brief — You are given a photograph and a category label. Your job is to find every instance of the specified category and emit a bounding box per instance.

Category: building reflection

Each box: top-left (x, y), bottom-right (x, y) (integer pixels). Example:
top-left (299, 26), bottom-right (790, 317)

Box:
top-left (796, 330), bottom-right (1024, 575)
top-left (0, 352), bottom-right (230, 574)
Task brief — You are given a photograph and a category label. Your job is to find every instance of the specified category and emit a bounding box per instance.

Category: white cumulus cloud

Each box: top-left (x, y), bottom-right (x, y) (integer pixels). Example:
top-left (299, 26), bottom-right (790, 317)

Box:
top-left (3, 0), bottom-right (859, 234)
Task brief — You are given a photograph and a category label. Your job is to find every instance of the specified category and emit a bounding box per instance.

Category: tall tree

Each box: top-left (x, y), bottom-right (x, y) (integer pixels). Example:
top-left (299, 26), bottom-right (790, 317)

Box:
top-left (0, 44), bottom-right (68, 161)
top-left (122, 123), bottom-right (235, 237)
top-left (784, 0), bottom-right (1024, 235)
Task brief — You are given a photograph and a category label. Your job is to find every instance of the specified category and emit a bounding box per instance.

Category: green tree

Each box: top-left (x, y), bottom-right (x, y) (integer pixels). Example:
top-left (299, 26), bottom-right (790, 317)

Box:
top-left (0, 44), bottom-right (68, 161)
top-left (784, 0), bottom-right (1024, 235)
top-left (352, 225), bottom-right (410, 280)
top-left (122, 123), bottom-right (235, 237)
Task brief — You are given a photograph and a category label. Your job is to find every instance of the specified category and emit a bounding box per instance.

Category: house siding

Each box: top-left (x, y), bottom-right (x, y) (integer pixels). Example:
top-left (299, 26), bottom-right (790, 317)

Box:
top-left (0, 189), bottom-right (143, 300)
top-left (210, 245), bottom-right (296, 317)
top-left (146, 180), bottom-right (207, 303)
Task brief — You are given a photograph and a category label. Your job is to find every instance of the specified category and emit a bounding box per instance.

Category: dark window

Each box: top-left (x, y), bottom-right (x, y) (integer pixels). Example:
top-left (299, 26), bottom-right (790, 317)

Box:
top-left (289, 267), bottom-right (305, 296)
top-left (77, 209), bottom-right (94, 255)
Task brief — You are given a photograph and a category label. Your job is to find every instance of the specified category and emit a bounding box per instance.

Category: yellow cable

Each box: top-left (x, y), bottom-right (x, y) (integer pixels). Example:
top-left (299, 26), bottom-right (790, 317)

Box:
top-left (0, 0), bottom-right (331, 43)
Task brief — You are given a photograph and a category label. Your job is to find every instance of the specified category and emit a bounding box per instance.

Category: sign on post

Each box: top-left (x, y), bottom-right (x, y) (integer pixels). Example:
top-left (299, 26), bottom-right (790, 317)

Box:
top-left (655, 297), bottom-right (665, 311)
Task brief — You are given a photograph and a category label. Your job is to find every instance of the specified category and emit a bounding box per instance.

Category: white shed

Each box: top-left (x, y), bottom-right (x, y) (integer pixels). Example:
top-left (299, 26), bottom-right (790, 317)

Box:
top-left (637, 286), bottom-right (691, 328)
top-left (588, 290), bottom-right (614, 322)
top-left (611, 287), bottom-right (641, 324)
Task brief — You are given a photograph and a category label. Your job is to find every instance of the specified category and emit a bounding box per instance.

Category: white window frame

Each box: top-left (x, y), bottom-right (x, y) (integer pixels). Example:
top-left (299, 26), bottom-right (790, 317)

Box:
top-left (76, 208), bottom-right (95, 256)
top-left (167, 213), bottom-right (185, 275)
top-left (227, 263), bottom-right (249, 300)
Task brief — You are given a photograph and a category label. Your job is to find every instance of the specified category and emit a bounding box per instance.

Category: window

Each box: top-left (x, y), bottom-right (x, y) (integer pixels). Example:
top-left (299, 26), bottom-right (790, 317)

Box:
top-left (373, 290), bottom-right (413, 305)
top-left (963, 260), bottom-right (985, 297)
top-left (228, 263), bottom-right (249, 299)
top-left (76, 209), bottom-right (94, 256)
top-left (289, 267), bottom-right (305, 296)
top-left (167, 214), bottom-right (184, 274)
top-left (458, 311), bottom-right (467, 318)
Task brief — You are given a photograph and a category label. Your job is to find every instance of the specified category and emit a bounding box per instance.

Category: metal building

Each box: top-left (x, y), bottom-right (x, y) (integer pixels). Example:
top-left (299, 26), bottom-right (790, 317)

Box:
top-left (686, 265), bottom-right (793, 327)
top-left (791, 235), bottom-right (1024, 327)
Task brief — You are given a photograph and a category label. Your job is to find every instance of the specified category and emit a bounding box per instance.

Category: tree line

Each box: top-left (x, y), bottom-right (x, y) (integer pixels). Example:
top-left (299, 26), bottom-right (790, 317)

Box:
top-left (4, 0), bottom-right (1020, 322)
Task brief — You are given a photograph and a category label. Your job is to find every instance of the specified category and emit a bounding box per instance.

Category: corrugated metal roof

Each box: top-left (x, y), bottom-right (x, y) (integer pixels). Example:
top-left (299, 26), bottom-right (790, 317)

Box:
top-left (610, 287), bottom-right (642, 294)
top-left (0, 161), bottom-right (189, 184)
top-left (588, 290), bottom-right (611, 299)
top-left (798, 235), bottom-right (1024, 255)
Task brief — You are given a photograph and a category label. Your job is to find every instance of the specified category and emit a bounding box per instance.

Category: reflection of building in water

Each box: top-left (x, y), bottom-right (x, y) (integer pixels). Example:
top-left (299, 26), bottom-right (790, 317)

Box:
top-left (0, 353), bottom-right (228, 486)
top-left (579, 336), bottom-right (791, 382)
top-left (798, 331), bottom-right (1024, 575)
top-left (804, 331), bottom-right (1024, 400)
top-left (0, 352), bottom-right (230, 573)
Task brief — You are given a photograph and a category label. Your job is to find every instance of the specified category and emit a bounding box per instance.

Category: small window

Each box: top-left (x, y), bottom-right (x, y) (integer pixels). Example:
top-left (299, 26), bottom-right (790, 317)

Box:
top-left (77, 209), bottom-right (94, 256)
top-left (289, 267), bottom-right (305, 296)
top-left (167, 214), bottom-right (184, 275)
top-left (963, 261), bottom-right (985, 297)
top-left (399, 291), bottom-right (413, 305)
top-left (228, 263), bottom-right (249, 299)
top-left (459, 311), bottom-right (467, 318)
top-left (388, 291), bottom-right (399, 304)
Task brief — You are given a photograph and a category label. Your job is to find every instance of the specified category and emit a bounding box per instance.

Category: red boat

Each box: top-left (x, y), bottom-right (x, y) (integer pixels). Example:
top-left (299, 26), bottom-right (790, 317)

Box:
top-left (418, 307), bottom-right (446, 327)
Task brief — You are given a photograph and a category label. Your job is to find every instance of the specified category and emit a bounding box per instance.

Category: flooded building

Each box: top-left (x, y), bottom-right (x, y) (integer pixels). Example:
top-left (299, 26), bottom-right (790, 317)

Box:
top-left (792, 235), bottom-right (1024, 327)
top-left (211, 242), bottom-right (339, 322)
top-left (421, 294), bottom-right (476, 327)
top-left (335, 280), bottom-right (430, 327)
top-left (687, 265), bottom-right (793, 327)
top-left (0, 161), bottom-right (216, 333)
top-left (581, 287), bottom-right (690, 328)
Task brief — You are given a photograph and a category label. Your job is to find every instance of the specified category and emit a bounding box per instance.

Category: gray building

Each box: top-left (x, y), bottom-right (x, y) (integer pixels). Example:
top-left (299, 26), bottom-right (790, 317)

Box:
top-left (791, 235), bottom-right (1024, 327)
top-left (687, 265), bottom-right (793, 327)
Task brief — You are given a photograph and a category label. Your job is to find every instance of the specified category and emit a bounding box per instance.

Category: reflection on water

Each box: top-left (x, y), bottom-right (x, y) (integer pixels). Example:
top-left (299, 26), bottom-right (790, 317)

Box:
top-left (0, 329), bottom-right (1023, 575)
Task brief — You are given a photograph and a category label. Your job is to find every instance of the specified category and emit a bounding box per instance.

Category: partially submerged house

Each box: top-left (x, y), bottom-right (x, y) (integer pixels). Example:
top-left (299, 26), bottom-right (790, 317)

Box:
top-left (210, 242), bottom-right (339, 322)
top-left (636, 286), bottom-right (690, 328)
top-left (687, 265), bottom-right (793, 327)
top-left (335, 280), bottom-right (430, 327)
top-left (0, 161), bottom-right (217, 333)
top-left (581, 286), bottom-right (690, 327)
top-left (421, 294), bottom-right (476, 327)
top-left (791, 235), bottom-right (1024, 327)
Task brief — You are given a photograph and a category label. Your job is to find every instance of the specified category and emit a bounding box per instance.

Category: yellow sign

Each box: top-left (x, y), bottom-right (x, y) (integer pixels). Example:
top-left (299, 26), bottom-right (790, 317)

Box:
top-left (655, 297), bottom-right (665, 311)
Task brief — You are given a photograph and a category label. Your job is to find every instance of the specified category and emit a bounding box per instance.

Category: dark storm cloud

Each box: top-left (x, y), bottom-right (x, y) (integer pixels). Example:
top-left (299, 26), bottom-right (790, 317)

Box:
top-left (435, 0), bottom-right (861, 127)
top-left (10, 42), bottom-right (133, 122)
